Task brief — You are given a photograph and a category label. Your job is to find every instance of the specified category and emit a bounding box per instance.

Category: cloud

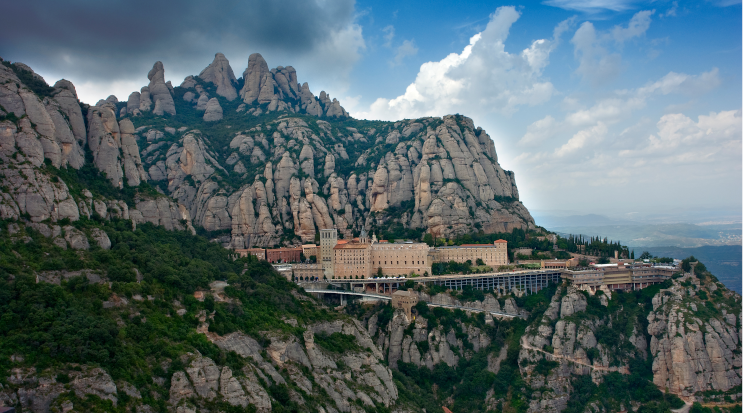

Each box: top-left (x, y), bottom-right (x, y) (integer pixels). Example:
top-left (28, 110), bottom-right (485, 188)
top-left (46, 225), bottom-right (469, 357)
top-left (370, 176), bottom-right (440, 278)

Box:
top-left (515, 68), bottom-right (725, 179)
top-left (392, 40), bottom-right (419, 66)
top-left (571, 10), bottom-right (654, 85)
top-left (560, 68), bottom-right (720, 127)
top-left (354, 7), bottom-right (571, 120)
top-left (637, 68), bottom-right (721, 95)
top-left (543, 0), bottom-right (638, 12)
top-left (572, 22), bottom-right (623, 85)
top-left (660, 1), bottom-right (678, 17)
top-left (611, 10), bottom-right (654, 43)
top-left (1, 0), bottom-right (365, 103)
top-left (519, 115), bottom-right (558, 145)
top-left (620, 110), bottom-right (742, 158)
top-left (382, 25), bottom-right (395, 47)
top-left (555, 122), bottom-right (608, 157)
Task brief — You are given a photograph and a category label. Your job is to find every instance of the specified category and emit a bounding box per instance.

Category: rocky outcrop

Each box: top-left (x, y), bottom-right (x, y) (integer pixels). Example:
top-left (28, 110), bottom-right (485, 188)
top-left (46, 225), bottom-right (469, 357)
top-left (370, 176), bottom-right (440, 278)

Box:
top-left (2, 59), bottom-right (533, 248)
top-left (198, 53), bottom-right (238, 101)
top-left (135, 113), bottom-right (533, 247)
top-left (647, 274), bottom-right (742, 398)
top-left (87, 107), bottom-right (148, 188)
top-left (2, 366), bottom-right (118, 413)
top-left (147, 61), bottom-right (176, 116)
top-left (203, 98), bottom-right (223, 122)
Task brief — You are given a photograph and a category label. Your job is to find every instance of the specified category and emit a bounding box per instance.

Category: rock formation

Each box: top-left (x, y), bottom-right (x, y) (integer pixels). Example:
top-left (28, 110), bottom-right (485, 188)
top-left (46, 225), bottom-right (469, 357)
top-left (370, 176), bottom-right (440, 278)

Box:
top-left (203, 98), bottom-right (223, 121)
top-left (199, 53), bottom-right (238, 101)
top-left (647, 274), bottom-right (741, 398)
top-left (147, 61), bottom-right (176, 116)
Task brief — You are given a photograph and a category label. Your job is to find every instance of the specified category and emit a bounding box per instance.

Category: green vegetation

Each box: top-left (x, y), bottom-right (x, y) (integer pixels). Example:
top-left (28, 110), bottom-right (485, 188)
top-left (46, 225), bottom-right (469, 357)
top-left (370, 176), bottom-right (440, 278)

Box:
top-left (556, 233), bottom-right (629, 259)
top-left (563, 373), bottom-right (685, 413)
top-left (0, 217), bottom-right (340, 411)
top-left (313, 332), bottom-right (361, 353)
top-left (2, 60), bottom-right (55, 97)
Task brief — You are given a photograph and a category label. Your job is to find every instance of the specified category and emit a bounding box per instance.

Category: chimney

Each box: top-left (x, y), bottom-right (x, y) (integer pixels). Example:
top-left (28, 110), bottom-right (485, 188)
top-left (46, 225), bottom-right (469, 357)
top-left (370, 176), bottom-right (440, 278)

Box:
top-left (614, 251), bottom-right (618, 260)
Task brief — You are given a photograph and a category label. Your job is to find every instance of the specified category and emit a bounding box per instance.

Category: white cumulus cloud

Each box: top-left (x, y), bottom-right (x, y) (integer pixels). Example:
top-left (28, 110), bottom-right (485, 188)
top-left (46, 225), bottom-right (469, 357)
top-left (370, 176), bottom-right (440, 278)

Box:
top-left (353, 6), bottom-right (569, 120)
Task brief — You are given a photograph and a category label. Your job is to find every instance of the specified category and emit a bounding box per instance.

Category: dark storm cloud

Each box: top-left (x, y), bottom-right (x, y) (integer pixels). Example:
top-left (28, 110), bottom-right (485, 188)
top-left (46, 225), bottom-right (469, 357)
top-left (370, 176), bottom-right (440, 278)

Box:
top-left (0, 0), bottom-right (357, 81)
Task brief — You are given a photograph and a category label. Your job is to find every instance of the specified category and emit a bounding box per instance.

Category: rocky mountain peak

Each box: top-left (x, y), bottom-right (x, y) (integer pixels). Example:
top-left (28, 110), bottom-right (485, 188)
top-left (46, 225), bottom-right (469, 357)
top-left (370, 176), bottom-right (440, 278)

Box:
top-left (199, 52), bottom-right (238, 101)
top-left (146, 61), bottom-right (176, 116)
top-left (240, 52), bottom-right (270, 105)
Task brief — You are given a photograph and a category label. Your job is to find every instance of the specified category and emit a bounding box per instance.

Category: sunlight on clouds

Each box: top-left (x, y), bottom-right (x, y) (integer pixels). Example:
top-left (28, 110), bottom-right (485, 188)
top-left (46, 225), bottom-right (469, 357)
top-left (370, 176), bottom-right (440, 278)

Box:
top-left (554, 122), bottom-right (607, 157)
top-left (353, 7), bottom-right (570, 120)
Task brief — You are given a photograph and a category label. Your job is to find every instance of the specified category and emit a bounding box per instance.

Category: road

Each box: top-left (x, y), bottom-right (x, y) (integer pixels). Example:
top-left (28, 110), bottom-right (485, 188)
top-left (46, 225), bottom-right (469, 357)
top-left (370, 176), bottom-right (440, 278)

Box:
top-left (520, 336), bottom-right (630, 374)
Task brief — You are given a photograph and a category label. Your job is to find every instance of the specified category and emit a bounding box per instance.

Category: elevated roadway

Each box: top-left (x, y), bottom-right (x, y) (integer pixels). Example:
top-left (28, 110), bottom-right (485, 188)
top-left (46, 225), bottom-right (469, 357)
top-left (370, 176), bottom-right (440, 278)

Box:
top-left (317, 268), bottom-right (563, 295)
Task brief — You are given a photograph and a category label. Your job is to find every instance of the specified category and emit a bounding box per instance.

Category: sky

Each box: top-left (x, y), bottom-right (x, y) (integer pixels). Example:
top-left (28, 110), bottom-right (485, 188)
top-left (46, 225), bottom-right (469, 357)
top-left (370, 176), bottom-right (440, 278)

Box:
top-left (1, 0), bottom-right (740, 223)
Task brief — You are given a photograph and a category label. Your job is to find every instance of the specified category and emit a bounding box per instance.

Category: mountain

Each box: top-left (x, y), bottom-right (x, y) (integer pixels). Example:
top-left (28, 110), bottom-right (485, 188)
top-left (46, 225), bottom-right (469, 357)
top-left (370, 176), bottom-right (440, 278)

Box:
top-left (0, 54), bottom-right (740, 413)
top-left (0, 52), bottom-right (533, 250)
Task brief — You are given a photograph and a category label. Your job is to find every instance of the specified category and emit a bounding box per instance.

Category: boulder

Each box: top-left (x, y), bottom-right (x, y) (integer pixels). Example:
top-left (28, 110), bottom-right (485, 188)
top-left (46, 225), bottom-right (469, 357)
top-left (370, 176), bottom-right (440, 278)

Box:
top-left (203, 98), bottom-right (223, 122)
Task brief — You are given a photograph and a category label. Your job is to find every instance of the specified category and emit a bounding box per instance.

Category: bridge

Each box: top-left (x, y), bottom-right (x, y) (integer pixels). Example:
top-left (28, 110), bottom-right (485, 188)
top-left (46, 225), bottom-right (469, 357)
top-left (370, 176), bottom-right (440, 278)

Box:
top-left (303, 288), bottom-right (524, 319)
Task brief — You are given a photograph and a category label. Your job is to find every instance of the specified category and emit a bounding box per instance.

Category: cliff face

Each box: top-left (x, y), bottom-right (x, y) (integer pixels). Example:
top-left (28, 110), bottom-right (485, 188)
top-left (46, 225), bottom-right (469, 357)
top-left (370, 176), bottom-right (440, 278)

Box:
top-left (647, 272), bottom-right (741, 398)
top-left (135, 52), bottom-right (532, 246)
top-left (0, 59), bottom-right (191, 234)
top-left (517, 274), bottom-right (741, 409)
top-left (1, 53), bottom-right (533, 247)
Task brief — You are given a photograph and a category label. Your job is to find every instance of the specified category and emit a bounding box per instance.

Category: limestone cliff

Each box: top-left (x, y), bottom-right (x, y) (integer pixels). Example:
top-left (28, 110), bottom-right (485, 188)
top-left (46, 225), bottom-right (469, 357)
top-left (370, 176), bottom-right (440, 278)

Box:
top-left (1, 54), bottom-right (534, 247)
top-left (517, 273), bottom-right (741, 410)
top-left (647, 271), bottom-right (741, 399)
top-left (0, 58), bottom-right (191, 232)
top-left (112, 52), bottom-right (533, 246)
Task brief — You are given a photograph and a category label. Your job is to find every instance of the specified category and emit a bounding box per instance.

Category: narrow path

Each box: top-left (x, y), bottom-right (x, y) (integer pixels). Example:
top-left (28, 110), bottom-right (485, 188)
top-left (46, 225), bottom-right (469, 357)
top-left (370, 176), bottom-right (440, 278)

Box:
top-left (520, 336), bottom-right (629, 374)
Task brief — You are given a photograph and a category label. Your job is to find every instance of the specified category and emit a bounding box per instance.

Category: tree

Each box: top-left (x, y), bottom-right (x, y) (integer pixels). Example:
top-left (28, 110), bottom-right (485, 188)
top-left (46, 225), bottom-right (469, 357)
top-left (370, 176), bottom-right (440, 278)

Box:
top-left (423, 233), bottom-right (434, 246)
top-left (377, 267), bottom-right (383, 278)
top-left (476, 258), bottom-right (485, 266)
top-left (631, 250), bottom-right (635, 259)
top-left (639, 251), bottom-right (653, 260)
top-left (309, 255), bottom-right (317, 263)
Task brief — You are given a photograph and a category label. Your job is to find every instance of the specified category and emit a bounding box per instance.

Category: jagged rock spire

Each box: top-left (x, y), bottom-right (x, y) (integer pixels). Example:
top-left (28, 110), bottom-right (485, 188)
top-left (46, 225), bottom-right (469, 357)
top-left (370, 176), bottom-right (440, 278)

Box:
top-left (199, 53), bottom-right (238, 101)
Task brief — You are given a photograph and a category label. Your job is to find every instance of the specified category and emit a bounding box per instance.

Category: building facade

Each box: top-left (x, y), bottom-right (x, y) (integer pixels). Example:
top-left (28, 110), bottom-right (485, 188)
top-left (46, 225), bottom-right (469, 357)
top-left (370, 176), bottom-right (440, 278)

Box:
top-left (320, 229), bottom-right (337, 278)
top-left (234, 248), bottom-right (266, 260)
top-left (293, 263), bottom-right (324, 281)
top-left (334, 240), bottom-right (372, 279)
top-left (332, 232), bottom-right (432, 279)
top-left (392, 289), bottom-right (419, 320)
top-left (266, 247), bottom-right (302, 263)
top-left (371, 241), bottom-right (431, 277)
top-left (302, 244), bottom-right (319, 260)
top-left (433, 240), bottom-right (508, 267)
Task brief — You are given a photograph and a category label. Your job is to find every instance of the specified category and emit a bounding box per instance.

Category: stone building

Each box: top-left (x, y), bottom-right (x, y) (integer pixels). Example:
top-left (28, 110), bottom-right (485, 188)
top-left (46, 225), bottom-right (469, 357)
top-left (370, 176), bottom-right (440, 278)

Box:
top-left (391, 289), bottom-right (419, 320)
top-left (234, 248), bottom-right (266, 260)
top-left (302, 244), bottom-right (319, 260)
top-left (333, 231), bottom-right (432, 279)
top-left (266, 247), bottom-right (301, 263)
top-left (293, 263), bottom-right (324, 281)
top-left (371, 239), bottom-right (431, 277)
top-left (433, 240), bottom-right (508, 267)
top-left (320, 229), bottom-right (337, 278)
top-left (334, 236), bottom-right (372, 279)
